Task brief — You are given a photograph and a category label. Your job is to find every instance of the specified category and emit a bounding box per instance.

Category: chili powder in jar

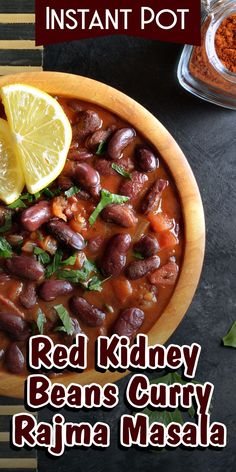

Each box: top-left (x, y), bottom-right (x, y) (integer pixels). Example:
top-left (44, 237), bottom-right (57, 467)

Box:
top-left (178, 0), bottom-right (236, 109)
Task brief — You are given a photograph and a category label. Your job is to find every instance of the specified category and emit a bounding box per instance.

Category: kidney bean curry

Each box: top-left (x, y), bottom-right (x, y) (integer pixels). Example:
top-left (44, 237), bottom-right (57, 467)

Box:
top-left (0, 96), bottom-right (183, 375)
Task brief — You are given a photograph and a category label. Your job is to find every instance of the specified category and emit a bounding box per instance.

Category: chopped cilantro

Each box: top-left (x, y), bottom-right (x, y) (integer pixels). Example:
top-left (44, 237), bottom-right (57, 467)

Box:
top-left (60, 254), bottom-right (77, 266)
top-left (96, 140), bottom-right (107, 155)
top-left (89, 189), bottom-right (129, 225)
top-left (133, 251), bottom-right (144, 260)
top-left (54, 304), bottom-right (73, 335)
top-left (111, 163), bottom-right (132, 179)
top-left (34, 247), bottom-right (51, 265)
top-left (64, 186), bottom-right (80, 198)
top-left (45, 250), bottom-right (63, 278)
top-left (36, 309), bottom-right (47, 335)
top-left (0, 213), bottom-right (12, 233)
top-left (0, 237), bottom-right (12, 258)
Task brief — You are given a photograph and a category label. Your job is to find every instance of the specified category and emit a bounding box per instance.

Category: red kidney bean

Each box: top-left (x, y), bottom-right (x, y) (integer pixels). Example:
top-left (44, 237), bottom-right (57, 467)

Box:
top-left (107, 128), bottom-right (136, 160)
top-left (133, 235), bottom-right (159, 258)
top-left (74, 163), bottom-right (100, 190)
top-left (21, 201), bottom-right (52, 232)
top-left (39, 280), bottom-right (73, 301)
top-left (6, 255), bottom-right (44, 281)
top-left (113, 307), bottom-right (144, 338)
top-left (70, 296), bottom-right (105, 327)
top-left (119, 171), bottom-right (148, 200)
top-left (57, 174), bottom-right (74, 191)
top-left (86, 129), bottom-right (111, 151)
top-left (48, 219), bottom-right (86, 250)
top-left (141, 179), bottom-right (168, 214)
top-left (102, 204), bottom-right (138, 228)
top-left (77, 190), bottom-right (91, 201)
top-left (89, 185), bottom-right (101, 199)
top-left (101, 233), bottom-right (131, 277)
top-left (95, 159), bottom-right (117, 176)
top-left (148, 261), bottom-right (179, 286)
top-left (62, 160), bottom-right (77, 178)
top-left (68, 149), bottom-right (93, 161)
top-left (63, 318), bottom-right (83, 346)
top-left (5, 343), bottom-right (24, 374)
top-left (75, 110), bottom-right (102, 139)
top-left (19, 283), bottom-right (37, 309)
top-left (126, 255), bottom-right (160, 280)
top-left (135, 146), bottom-right (158, 172)
top-left (0, 312), bottom-right (31, 341)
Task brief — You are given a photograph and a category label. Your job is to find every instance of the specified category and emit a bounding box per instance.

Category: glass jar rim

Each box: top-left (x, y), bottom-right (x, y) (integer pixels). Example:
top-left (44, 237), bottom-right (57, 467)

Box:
top-left (205, 3), bottom-right (236, 84)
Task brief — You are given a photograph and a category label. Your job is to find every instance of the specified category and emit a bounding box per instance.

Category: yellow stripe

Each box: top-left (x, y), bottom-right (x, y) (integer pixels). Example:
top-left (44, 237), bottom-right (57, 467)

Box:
top-left (0, 41), bottom-right (43, 50)
top-left (0, 405), bottom-right (38, 415)
top-left (0, 14), bottom-right (35, 24)
top-left (0, 458), bottom-right (37, 468)
top-left (0, 66), bottom-right (43, 75)
top-left (0, 432), bottom-right (10, 441)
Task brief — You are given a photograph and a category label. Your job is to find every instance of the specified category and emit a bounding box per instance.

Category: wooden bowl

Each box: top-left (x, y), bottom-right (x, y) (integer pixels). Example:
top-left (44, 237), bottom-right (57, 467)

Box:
top-left (0, 72), bottom-right (205, 398)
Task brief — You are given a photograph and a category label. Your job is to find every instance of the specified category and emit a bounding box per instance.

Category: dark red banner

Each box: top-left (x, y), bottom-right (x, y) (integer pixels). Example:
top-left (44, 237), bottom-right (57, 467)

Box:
top-left (35, 0), bottom-right (201, 47)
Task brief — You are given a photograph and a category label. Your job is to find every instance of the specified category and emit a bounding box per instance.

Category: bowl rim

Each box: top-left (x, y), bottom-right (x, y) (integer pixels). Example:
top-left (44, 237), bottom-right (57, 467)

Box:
top-left (0, 71), bottom-right (205, 398)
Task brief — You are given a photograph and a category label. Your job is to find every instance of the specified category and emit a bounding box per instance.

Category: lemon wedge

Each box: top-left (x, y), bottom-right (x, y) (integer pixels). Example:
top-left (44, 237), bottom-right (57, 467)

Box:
top-left (0, 84), bottom-right (72, 194)
top-left (0, 117), bottom-right (25, 204)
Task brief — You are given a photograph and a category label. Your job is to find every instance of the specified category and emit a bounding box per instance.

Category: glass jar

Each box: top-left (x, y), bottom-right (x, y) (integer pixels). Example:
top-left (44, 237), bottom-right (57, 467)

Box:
top-left (177, 0), bottom-right (236, 109)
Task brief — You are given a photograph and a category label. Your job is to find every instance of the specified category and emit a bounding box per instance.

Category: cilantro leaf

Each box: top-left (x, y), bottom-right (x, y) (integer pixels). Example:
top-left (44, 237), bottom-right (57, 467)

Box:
top-left (57, 258), bottom-right (99, 284)
top-left (96, 140), bottom-right (107, 155)
top-left (222, 321), bottom-right (236, 348)
top-left (60, 254), bottom-right (77, 266)
top-left (89, 189), bottom-right (129, 225)
top-left (45, 250), bottom-right (63, 278)
top-left (0, 237), bottom-right (12, 258)
top-left (57, 268), bottom-right (90, 283)
top-left (133, 251), bottom-right (144, 260)
top-left (8, 199), bottom-right (27, 209)
top-left (111, 163), bottom-right (132, 179)
top-left (54, 304), bottom-right (73, 335)
top-left (34, 247), bottom-right (51, 265)
top-left (87, 276), bottom-right (103, 292)
top-left (43, 187), bottom-right (61, 198)
top-left (0, 213), bottom-right (12, 233)
top-left (37, 309), bottom-right (47, 335)
top-left (64, 186), bottom-right (80, 198)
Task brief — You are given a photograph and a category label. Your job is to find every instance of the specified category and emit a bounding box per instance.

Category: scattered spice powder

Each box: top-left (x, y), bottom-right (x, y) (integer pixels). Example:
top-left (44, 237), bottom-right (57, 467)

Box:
top-left (215, 14), bottom-right (236, 73)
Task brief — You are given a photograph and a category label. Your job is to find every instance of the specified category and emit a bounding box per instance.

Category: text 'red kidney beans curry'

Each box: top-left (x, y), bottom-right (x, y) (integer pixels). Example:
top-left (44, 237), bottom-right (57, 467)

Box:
top-left (0, 97), bottom-right (184, 375)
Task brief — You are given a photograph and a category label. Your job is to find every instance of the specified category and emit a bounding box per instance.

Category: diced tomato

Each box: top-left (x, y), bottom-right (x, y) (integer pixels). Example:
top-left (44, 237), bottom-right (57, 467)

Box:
top-left (149, 261), bottom-right (179, 287)
top-left (112, 277), bottom-right (133, 302)
top-left (147, 212), bottom-right (173, 233)
top-left (158, 231), bottom-right (178, 250)
top-left (52, 196), bottom-right (67, 221)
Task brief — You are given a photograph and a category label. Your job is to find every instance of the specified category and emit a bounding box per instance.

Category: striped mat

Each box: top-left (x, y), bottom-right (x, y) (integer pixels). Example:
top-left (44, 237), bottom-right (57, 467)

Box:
top-left (0, 0), bottom-right (43, 75)
top-left (0, 398), bottom-right (37, 471)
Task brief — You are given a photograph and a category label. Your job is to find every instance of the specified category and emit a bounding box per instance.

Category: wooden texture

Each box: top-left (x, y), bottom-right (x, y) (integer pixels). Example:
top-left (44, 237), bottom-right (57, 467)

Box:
top-left (0, 404), bottom-right (37, 470)
top-left (0, 72), bottom-right (205, 398)
top-left (0, 1), bottom-right (42, 75)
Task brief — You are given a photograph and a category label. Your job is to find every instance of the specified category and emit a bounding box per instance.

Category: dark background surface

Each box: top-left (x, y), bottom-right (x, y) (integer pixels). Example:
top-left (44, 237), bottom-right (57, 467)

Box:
top-left (39, 37), bottom-right (236, 472)
top-left (36, 38), bottom-right (236, 471)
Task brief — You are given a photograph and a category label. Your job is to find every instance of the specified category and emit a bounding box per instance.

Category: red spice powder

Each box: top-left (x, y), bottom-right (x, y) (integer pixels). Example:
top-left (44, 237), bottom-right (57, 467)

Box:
top-left (215, 14), bottom-right (236, 73)
top-left (189, 14), bottom-right (236, 95)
